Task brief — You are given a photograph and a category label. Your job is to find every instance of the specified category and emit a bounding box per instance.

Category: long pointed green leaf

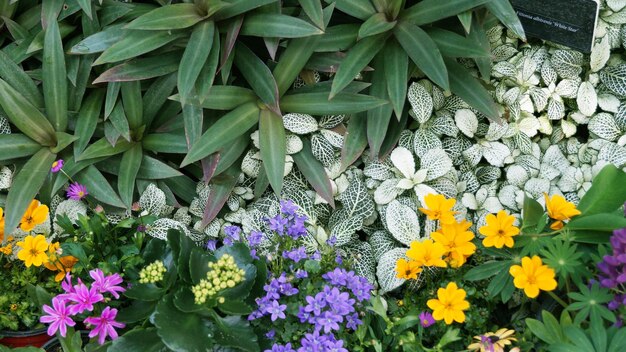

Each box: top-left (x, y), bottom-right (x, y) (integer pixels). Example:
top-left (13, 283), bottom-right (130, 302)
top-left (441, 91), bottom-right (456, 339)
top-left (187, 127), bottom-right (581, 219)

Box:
top-left (445, 58), bottom-right (500, 121)
top-left (468, 17), bottom-right (492, 81)
top-left (385, 39), bottom-right (408, 119)
top-left (118, 143), bottom-right (142, 208)
top-left (70, 24), bottom-right (126, 54)
top-left (201, 163), bottom-right (240, 226)
top-left (93, 51), bottom-right (181, 83)
top-left (178, 20), bottom-right (214, 103)
top-left (94, 30), bottom-right (185, 65)
top-left (331, 0), bottom-right (376, 20)
top-left (214, 133), bottom-right (250, 176)
top-left (380, 107), bottom-right (408, 157)
top-left (427, 28), bottom-right (490, 58)
top-left (142, 133), bottom-right (189, 154)
top-left (0, 50), bottom-right (44, 108)
top-left (340, 112), bottom-right (366, 171)
top-left (138, 155), bottom-right (183, 179)
top-left (77, 137), bottom-right (133, 161)
top-left (213, 0), bottom-right (278, 20)
top-left (183, 103), bottom-right (203, 149)
top-left (196, 28), bottom-right (220, 103)
top-left (0, 78), bottom-right (56, 146)
top-left (74, 89), bottom-right (105, 158)
top-left (316, 24), bottom-right (359, 52)
top-left (4, 148), bottom-right (56, 234)
top-left (259, 109), bottom-right (286, 196)
top-left (181, 102), bottom-right (259, 166)
top-left (121, 81), bottom-right (143, 130)
top-left (292, 137), bottom-right (334, 207)
top-left (273, 36), bottom-right (319, 97)
top-left (240, 13), bottom-right (324, 38)
top-left (282, 92), bottom-right (388, 115)
top-left (43, 19), bottom-right (68, 131)
top-left (329, 33), bottom-right (385, 98)
top-left (75, 165), bottom-right (126, 208)
top-left (0, 134), bottom-right (41, 161)
top-left (486, 1), bottom-right (526, 41)
top-left (234, 43), bottom-right (279, 107)
top-left (367, 52), bottom-right (393, 159)
top-left (401, 0), bottom-right (491, 25)
top-left (170, 86), bottom-right (256, 110)
top-left (108, 101), bottom-right (131, 142)
top-left (358, 13), bottom-right (396, 39)
top-left (76, 0), bottom-right (93, 19)
top-left (298, 0), bottom-right (324, 29)
top-left (105, 81), bottom-right (121, 119)
top-left (125, 4), bottom-right (204, 30)
top-left (394, 21), bottom-right (449, 90)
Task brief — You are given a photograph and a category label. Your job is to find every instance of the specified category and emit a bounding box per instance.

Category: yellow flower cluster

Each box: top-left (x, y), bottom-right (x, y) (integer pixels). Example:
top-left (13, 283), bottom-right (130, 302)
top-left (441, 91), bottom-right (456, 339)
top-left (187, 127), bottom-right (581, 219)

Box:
top-left (427, 282), bottom-right (470, 324)
top-left (139, 260), bottom-right (167, 284)
top-left (396, 194), bottom-right (476, 279)
top-left (0, 236), bottom-right (13, 255)
top-left (191, 254), bottom-right (245, 304)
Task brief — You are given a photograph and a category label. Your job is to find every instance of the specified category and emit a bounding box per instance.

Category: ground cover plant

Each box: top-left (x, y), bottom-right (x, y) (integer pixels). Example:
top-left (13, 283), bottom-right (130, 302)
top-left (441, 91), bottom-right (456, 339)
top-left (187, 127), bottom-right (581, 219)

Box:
top-left (2, 0), bottom-right (626, 351)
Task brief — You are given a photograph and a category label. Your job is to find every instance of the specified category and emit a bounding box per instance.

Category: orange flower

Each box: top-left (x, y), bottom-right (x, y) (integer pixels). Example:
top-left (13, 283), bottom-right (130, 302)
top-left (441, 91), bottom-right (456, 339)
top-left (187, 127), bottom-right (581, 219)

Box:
top-left (479, 210), bottom-right (520, 249)
top-left (544, 194), bottom-right (581, 230)
top-left (418, 194), bottom-right (458, 224)
top-left (431, 220), bottom-right (476, 268)
top-left (20, 200), bottom-right (49, 232)
top-left (44, 255), bottom-right (78, 281)
top-left (0, 207), bottom-right (5, 242)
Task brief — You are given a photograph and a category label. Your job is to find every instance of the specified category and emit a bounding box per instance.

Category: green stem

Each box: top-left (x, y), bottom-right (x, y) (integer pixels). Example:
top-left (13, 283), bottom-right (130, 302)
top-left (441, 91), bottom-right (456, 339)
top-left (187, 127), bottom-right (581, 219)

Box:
top-left (547, 291), bottom-right (568, 309)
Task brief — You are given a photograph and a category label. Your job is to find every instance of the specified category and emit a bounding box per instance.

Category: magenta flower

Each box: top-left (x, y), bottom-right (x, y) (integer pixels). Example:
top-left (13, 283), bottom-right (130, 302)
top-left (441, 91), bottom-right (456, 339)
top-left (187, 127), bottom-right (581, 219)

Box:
top-left (40, 297), bottom-right (76, 337)
top-left (419, 311), bottom-right (435, 328)
top-left (90, 269), bottom-right (125, 299)
top-left (51, 159), bottom-right (64, 173)
top-left (66, 283), bottom-right (104, 315)
top-left (85, 306), bottom-right (125, 345)
top-left (66, 182), bottom-right (88, 201)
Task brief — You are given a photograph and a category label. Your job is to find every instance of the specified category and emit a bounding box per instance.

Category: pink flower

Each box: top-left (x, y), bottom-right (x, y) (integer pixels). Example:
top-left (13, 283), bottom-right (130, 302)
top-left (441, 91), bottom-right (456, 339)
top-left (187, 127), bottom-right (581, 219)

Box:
top-left (90, 269), bottom-right (126, 299)
top-left (66, 182), bottom-right (88, 201)
top-left (51, 159), bottom-right (64, 173)
top-left (85, 306), bottom-right (125, 345)
top-left (419, 311), bottom-right (435, 328)
top-left (40, 297), bottom-right (76, 337)
top-left (66, 283), bottom-right (104, 315)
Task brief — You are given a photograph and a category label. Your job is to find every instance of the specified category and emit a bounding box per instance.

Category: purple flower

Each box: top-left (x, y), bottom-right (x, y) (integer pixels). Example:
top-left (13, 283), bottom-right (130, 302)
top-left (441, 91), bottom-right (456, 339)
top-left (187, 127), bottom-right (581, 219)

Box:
top-left (51, 159), bottom-right (64, 173)
top-left (266, 343), bottom-right (296, 352)
top-left (326, 236), bottom-right (337, 246)
top-left (250, 249), bottom-right (259, 260)
top-left (286, 214), bottom-right (307, 239)
top-left (311, 251), bottom-right (321, 261)
top-left (280, 200), bottom-right (299, 216)
top-left (66, 182), bottom-right (88, 201)
top-left (66, 283), bottom-right (104, 315)
top-left (40, 297), bottom-right (75, 337)
top-left (295, 270), bottom-right (308, 279)
top-left (84, 306), bottom-right (125, 345)
top-left (335, 253), bottom-right (343, 265)
top-left (266, 300), bottom-right (287, 321)
top-left (136, 225), bottom-right (146, 233)
top-left (248, 231), bottom-right (264, 247)
top-left (298, 331), bottom-right (329, 352)
top-left (324, 338), bottom-right (348, 352)
top-left (206, 239), bottom-right (218, 251)
top-left (419, 311), bottom-right (435, 328)
top-left (266, 329), bottom-right (276, 339)
top-left (283, 247), bottom-right (308, 263)
top-left (316, 311), bottom-right (341, 333)
top-left (304, 292), bottom-right (327, 316)
top-left (61, 273), bottom-right (75, 294)
top-left (90, 269), bottom-right (125, 299)
top-left (224, 226), bottom-right (241, 241)
top-left (346, 312), bottom-right (362, 330)
top-left (268, 215), bottom-right (288, 235)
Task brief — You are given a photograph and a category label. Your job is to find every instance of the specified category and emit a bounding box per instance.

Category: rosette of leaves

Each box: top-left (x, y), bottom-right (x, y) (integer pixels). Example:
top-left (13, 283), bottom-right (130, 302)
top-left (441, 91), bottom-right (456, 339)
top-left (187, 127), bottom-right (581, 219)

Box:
top-left (113, 229), bottom-right (267, 352)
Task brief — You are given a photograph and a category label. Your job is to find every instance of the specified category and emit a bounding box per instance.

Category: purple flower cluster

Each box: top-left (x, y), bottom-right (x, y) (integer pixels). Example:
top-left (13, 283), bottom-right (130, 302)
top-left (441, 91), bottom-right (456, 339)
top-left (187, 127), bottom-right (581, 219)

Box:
top-left (267, 331), bottom-right (348, 352)
top-left (322, 268), bottom-right (374, 302)
top-left (267, 200), bottom-right (308, 239)
top-left (249, 273), bottom-right (299, 321)
top-left (40, 270), bottom-right (126, 344)
top-left (598, 227), bottom-right (626, 310)
top-left (283, 246), bottom-right (308, 263)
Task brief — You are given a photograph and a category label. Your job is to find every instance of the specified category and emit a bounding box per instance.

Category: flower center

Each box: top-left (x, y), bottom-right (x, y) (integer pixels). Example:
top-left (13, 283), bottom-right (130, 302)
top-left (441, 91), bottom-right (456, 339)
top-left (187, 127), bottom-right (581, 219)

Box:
top-left (29, 248), bottom-right (39, 256)
top-left (433, 210), bottom-right (441, 218)
top-left (78, 191), bottom-right (84, 197)
top-left (497, 229), bottom-right (505, 236)
top-left (527, 276), bottom-right (537, 285)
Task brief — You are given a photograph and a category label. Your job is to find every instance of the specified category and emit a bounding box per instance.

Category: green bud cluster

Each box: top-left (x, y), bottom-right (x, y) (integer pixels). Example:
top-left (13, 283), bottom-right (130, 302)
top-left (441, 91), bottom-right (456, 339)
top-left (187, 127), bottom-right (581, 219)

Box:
top-left (138, 260), bottom-right (166, 284)
top-left (191, 254), bottom-right (245, 304)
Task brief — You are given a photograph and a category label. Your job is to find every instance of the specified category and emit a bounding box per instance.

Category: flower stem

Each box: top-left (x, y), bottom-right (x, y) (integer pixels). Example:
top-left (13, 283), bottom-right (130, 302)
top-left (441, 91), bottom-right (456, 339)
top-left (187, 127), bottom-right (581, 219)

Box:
top-left (547, 291), bottom-right (568, 308)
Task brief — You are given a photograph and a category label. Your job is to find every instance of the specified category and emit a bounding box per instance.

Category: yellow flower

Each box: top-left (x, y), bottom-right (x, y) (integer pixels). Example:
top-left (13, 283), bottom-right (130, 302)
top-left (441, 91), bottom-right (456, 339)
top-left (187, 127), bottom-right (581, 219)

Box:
top-left (16, 234), bottom-right (49, 267)
top-left (544, 194), bottom-right (581, 230)
top-left (19, 200), bottom-right (49, 232)
top-left (44, 255), bottom-right (79, 281)
top-left (0, 207), bottom-right (5, 242)
top-left (395, 258), bottom-right (422, 279)
top-left (426, 282), bottom-right (470, 324)
top-left (431, 220), bottom-right (476, 268)
top-left (0, 243), bottom-right (12, 255)
top-left (479, 210), bottom-right (520, 249)
top-left (418, 194), bottom-right (457, 224)
top-left (468, 328), bottom-right (517, 352)
top-left (509, 256), bottom-right (557, 298)
top-left (406, 239), bottom-right (447, 268)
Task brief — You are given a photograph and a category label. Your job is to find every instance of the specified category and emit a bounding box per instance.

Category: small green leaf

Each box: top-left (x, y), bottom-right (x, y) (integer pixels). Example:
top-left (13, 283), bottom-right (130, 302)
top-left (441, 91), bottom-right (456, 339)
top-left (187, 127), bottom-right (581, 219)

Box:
top-left (171, 85), bottom-right (257, 110)
top-left (385, 39), bottom-right (408, 118)
top-left (358, 13), bottom-right (396, 39)
top-left (93, 51), bottom-right (181, 83)
top-left (121, 81), bottom-right (143, 130)
top-left (464, 261), bottom-right (512, 281)
top-left (241, 13), bottom-right (324, 38)
top-left (126, 4), bottom-right (204, 30)
top-left (293, 137), bottom-right (335, 207)
top-left (298, 0), bottom-right (324, 29)
top-left (178, 20), bottom-right (214, 103)
top-left (94, 30), bottom-right (185, 65)
top-left (394, 21), bottom-right (448, 90)
top-left (259, 109), bottom-right (286, 195)
top-left (282, 92), bottom-right (388, 115)
top-left (521, 195), bottom-right (545, 233)
top-left (77, 137), bottom-right (133, 161)
top-left (108, 328), bottom-right (166, 352)
top-left (182, 102), bottom-right (259, 166)
top-left (234, 43), bottom-right (279, 107)
top-left (4, 148), bottom-right (56, 234)
top-left (0, 78), bottom-right (57, 146)
top-left (70, 24), bottom-right (126, 54)
top-left (330, 33), bottom-right (385, 98)
top-left (105, 81), bottom-right (121, 119)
